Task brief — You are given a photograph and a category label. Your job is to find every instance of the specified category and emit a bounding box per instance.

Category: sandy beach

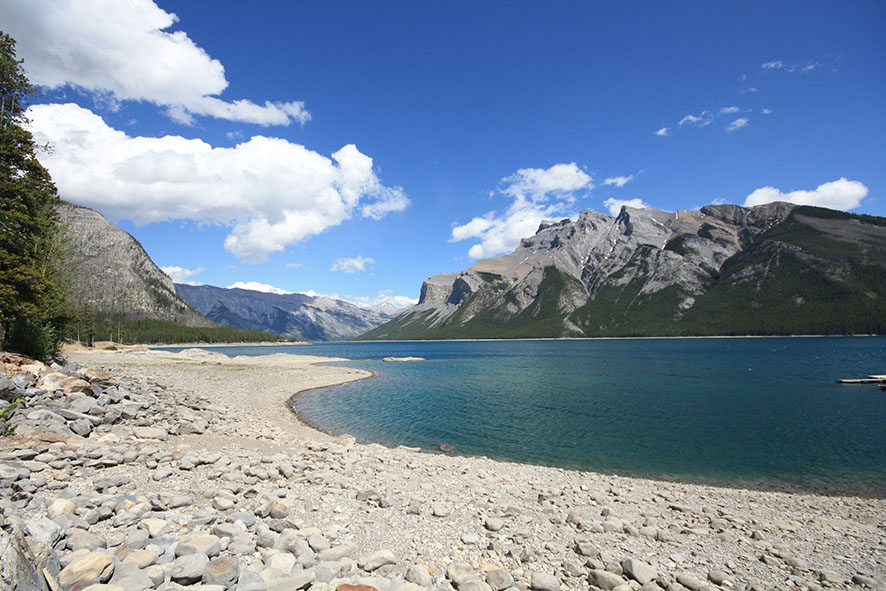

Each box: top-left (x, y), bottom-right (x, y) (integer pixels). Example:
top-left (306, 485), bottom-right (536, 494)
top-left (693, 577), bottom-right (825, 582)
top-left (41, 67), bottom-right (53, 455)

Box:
top-left (1, 347), bottom-right (884, 591)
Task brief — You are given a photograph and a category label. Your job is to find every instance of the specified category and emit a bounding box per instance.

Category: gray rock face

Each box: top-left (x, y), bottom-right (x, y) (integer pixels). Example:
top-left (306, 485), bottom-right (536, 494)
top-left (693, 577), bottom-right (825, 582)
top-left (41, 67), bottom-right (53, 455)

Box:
top-left (364, 201), bottom-right (886, 339)
top-left (57, 202), bottom-right (212, 327)
top-left (175, 283), bottom-right (399, 341)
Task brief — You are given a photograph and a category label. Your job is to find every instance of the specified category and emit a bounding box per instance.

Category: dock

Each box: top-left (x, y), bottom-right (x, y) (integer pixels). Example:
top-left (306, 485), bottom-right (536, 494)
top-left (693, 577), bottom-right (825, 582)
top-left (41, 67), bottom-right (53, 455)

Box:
top-left (837, 374), bottom-right (886, 384)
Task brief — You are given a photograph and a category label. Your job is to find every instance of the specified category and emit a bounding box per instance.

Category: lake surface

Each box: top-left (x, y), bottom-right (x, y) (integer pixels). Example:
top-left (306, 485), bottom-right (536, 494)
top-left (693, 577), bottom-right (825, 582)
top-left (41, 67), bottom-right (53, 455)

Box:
top-left (158, 337), bottom-right (886, 496)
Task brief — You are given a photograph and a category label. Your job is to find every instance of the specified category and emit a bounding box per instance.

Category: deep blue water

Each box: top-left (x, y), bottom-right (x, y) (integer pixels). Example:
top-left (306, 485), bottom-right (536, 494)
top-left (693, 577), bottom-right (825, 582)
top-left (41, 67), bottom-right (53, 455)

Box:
top-left (156, 338), bottom-right (886, 496)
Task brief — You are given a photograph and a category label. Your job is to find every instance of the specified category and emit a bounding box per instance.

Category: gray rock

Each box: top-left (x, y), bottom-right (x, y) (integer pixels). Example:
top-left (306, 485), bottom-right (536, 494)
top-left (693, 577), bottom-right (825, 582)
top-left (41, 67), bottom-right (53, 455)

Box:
top-left (66, 528), bottom-right (105, 552)
top-left (852, 574), bottom-right (879, 587)
top-left (174, 533), bottom-right (221, 557)
top-left (158, 492), bottom-right (193, 509)
top-left (25, 515), bottom-right (65, 547)
top-left (449, 562), bottom-right (479, 586)
top-left (432, 502), bottom-right (451, 517)
top-left (108, 560), bottom-right (154, 590)
top-left (202, 555), bottom-right (240, 587)
top-left (708, 570), bottom-right (731, 586)
top-left (676, 574), bottom-right (706, 591)
top-left (69, 418), bottom-right (94, 436)
top-left (531, 572), bottom-right (561, 591)
top-left (487, 569), bottom-right (515, 591)
top-left (132, 426), bottom-right (168, 440)
top-left (461, 580), bottom-right (494, 591)
top-left (485, 517), bottom-right (505, 531)
top-left (622, 559), bottom-right (658, 585)
top-left (589, 569), bottom-right (626, 591)
top-left (362, 549), bottom-right (397, 572)
top-left (318, 544), bottom-right (356, 561)
top-left (169, 552), bottom-right (209, 584)
top-left (308, 532), bottom-right (331, 552)
top-left (0, 526), bottom-right (57, 591)
top-left (407, 564), bottom-right (434, 587)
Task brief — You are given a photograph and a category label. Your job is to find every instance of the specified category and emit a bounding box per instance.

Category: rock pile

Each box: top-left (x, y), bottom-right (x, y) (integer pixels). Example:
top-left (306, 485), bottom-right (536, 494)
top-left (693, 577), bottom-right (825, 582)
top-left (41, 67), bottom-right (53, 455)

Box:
top-left (0, 351), bottom-right (883, 591)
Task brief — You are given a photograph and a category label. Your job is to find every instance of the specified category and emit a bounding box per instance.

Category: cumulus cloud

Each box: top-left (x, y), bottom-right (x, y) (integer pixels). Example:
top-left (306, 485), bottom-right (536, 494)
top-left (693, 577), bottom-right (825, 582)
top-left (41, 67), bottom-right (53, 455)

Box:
top-left (603, 197), bottom-right (650, 216)
top-left (450, 163), bottom-right (593, 258)
top-left (761, 59), bottom-right (785, 70)
top-left (726, 117), bottom-right (749, 132)
top-left (603, 175), bottom-right (635, 188)
top-left (27, 103), bottom-right (408, 262)
top-left (0, 0), bottom-right (309, 126)
top-left (226, 281), bottom-right (292, 295)
top-left (331, 256), bottom-right (375, 274)
top-left (762, 108), bottom-right (773, 115)
top-left (743, 178), bottom-right (868, 211)
top-left (160, 265), bottom-right (205, 285)
top-left (654, 127), bottom-right (669, 137)
top-left (500, 163), bottom-right (593, 203)
top-left (720, 106), bottom-right (740, 114)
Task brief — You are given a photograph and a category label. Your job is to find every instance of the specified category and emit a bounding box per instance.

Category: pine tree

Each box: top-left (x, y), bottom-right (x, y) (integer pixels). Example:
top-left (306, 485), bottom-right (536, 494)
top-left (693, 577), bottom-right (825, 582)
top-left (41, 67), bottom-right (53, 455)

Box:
top-left (0, 31), bottom-right (69, 357)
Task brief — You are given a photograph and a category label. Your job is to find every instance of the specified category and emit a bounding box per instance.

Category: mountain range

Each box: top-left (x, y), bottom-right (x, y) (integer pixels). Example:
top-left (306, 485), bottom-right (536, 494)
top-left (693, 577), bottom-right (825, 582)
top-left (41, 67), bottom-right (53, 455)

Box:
top-left (361, 202), bottom-right (886, 339)
top-left (174, 284), bottom-right (396, 341)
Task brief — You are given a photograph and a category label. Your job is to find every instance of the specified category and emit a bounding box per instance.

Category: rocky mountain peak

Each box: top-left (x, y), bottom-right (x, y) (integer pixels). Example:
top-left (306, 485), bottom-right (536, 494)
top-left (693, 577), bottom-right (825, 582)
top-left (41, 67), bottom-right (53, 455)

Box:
top-left (361, 201), bottom-right (886, 340)
top-left (57, 202), bottom-right (212, 327)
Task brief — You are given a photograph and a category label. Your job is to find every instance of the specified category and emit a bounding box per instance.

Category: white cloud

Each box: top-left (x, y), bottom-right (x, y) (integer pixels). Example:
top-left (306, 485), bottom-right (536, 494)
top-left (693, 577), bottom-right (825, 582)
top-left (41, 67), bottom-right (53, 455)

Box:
top-left (761, 58), bottom-right (819, 74)
top-left (603, 197), bottom-right (650, 216)
top-left (654, 127), bottom-right (669, 137)
top-left (719, 106), bottom-right (740, 114)
top-left (762, 108), bottom-right (773, 115)
top-left (160, 265), bottom-right (205, 285)
top-left (678, 111), bottom-right (714, 127)
top-left (739, 87), bottom-right (758, 94)
top-left (711, 197), bottom-right (729, 206)
top-left (501, 163), bottom-right (592, 203)
top-left (284, 263), bottom-right (303, 269)
top-left (27, 103), bottom-right (408, 262)
top-left (726, 117), bottom-right (749, 132)
top-left (331, 256), bottom-right (375, 274)
top-left (226, 281), bottom-right (292, 295)
top-left (743, 178), bottom-right (868, 211)
top-left (603, 175), bottom-right (635, 188)
top-left (450, 163), bottom-right (593, 258)
top-left (0, 0), bottom-right (309, 126)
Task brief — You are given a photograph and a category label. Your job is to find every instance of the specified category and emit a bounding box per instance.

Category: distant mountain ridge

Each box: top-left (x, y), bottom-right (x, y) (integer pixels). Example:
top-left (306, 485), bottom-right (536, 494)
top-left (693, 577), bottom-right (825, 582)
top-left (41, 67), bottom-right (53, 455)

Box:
top-left (57, 202), bottom-right (213, 327)
top-left (361, 202), bottom-right (886, 339)
top-left (175, 284), bottom-right (396, 341)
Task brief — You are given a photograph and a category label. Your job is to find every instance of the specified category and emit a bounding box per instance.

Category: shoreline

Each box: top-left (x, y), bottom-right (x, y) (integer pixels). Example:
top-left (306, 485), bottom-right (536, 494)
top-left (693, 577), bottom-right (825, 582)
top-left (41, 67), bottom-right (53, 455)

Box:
top-left (152, 345), bottom-right (885, 499)
top-left (2, 347), bottom-right (883, 590)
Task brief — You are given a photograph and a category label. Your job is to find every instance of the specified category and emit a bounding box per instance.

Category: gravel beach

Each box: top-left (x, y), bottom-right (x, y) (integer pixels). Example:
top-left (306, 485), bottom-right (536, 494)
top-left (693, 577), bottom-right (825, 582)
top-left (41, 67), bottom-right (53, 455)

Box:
top-left (1, 347), bottom-right (883, 591)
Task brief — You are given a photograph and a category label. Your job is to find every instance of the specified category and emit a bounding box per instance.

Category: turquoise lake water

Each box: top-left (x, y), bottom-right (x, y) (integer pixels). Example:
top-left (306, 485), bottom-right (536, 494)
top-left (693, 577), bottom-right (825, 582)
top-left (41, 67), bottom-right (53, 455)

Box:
top-left (159, 337), bottom-right (886, 496)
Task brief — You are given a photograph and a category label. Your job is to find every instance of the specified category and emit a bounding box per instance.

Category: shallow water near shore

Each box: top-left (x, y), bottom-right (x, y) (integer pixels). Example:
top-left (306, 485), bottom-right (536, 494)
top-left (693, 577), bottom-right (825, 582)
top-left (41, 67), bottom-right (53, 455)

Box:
top-left (159, 337), bottom-right (886, 496)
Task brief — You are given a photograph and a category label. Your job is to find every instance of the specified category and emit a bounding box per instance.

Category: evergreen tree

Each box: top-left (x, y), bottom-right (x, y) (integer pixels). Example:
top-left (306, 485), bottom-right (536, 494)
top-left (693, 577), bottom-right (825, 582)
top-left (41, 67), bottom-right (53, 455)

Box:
top-left (0, 31), bottom-right (69, 357)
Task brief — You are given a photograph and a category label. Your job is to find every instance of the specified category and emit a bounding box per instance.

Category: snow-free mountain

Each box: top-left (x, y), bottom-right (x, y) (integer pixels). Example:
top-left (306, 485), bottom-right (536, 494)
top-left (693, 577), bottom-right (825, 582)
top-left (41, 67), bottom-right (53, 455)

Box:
top-left (175, 284), bottom-right (396, 341)
top-left (57, 203), bottom-right (213, 327)
top-left (361, 202), bottom-right (886, 339)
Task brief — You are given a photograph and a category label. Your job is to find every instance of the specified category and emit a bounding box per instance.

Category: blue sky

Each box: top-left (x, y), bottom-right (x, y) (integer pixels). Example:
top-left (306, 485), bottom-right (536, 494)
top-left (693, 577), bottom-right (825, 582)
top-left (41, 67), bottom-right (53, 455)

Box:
top-left (4, 0), bottom-right (884, 308)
